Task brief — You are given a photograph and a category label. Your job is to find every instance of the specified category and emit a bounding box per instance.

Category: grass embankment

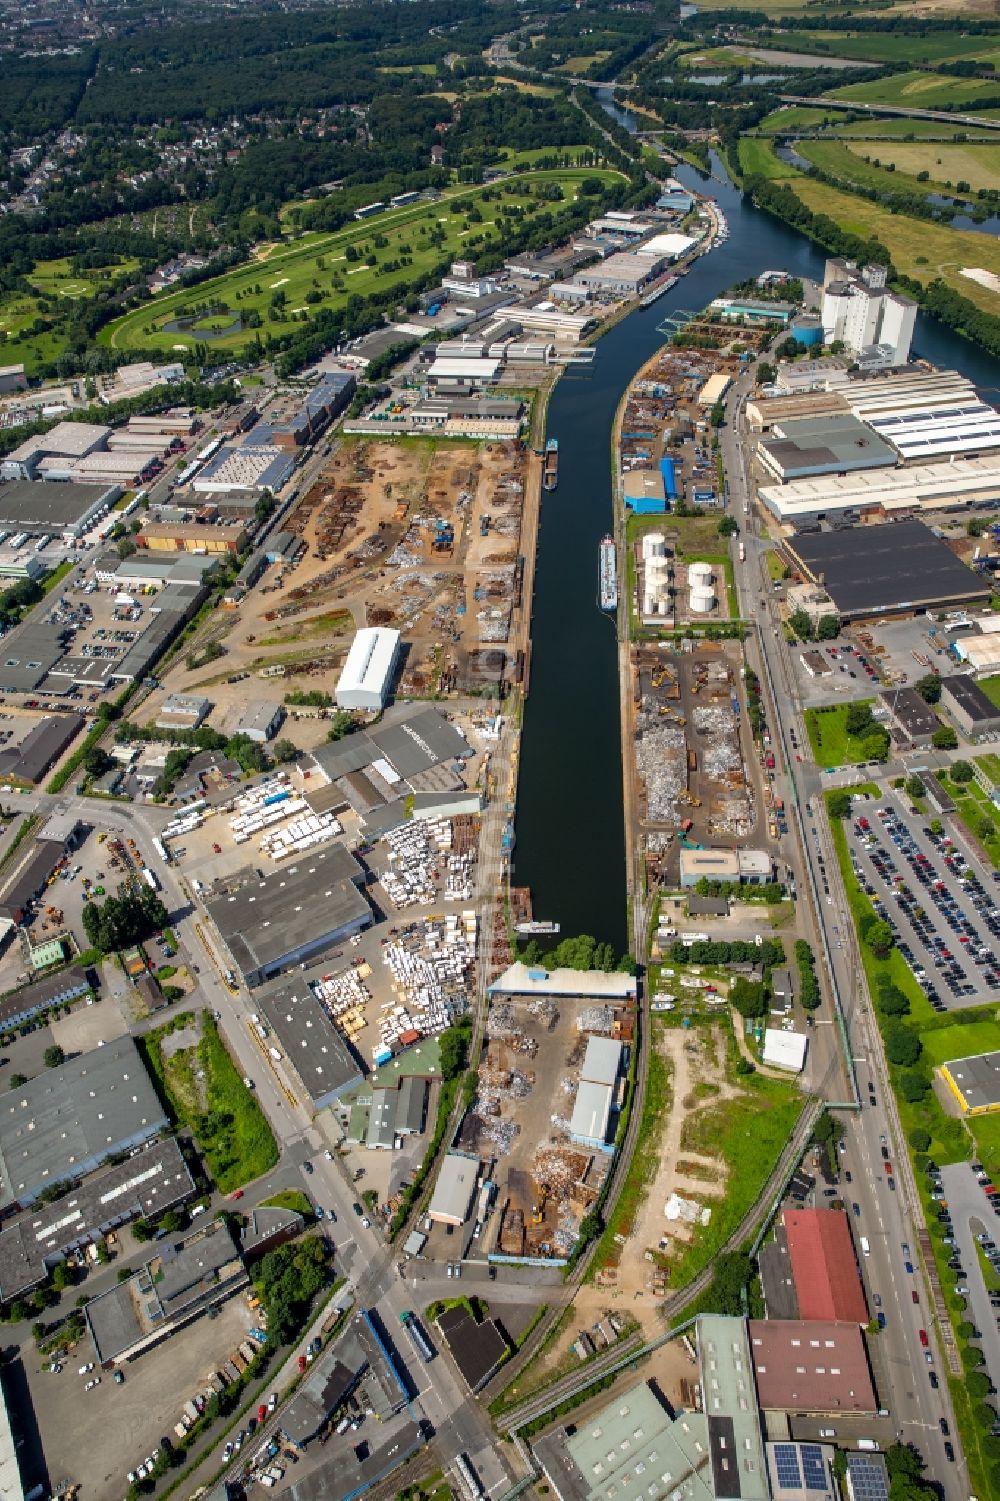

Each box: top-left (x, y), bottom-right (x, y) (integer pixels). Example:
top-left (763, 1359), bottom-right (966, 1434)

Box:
top-left (262, 1190), bottom-right (315, 1220)
top-left (826, 796), bottom-right (995, 1497)
top-left (738, 137), bottom-right (794, 180)
top-left (758, 106), bottom-right (840, 134)
top-left (827, 69), bottom-right (1000, 111)
top-left (835, 117), bottom-right (1000, 141)
top-left (940, 765), bottom-right (1000, 869)
top-left (100, 168), bottom-right (625, 361)
top-left (804, 701), bottom-right (876, 768)
top-left (141, 1013), bottom-right (278, 1192)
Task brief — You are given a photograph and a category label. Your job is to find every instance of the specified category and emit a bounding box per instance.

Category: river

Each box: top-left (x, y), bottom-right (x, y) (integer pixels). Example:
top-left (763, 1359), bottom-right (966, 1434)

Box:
top-left (512, 96), bottom-right (1000, 953)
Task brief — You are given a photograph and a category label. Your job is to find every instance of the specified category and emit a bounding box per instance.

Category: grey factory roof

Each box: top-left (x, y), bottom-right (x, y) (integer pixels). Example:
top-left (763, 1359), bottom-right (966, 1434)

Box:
top-left (882, 686), bottom-right (940, 739)
top-left (367, 1088), bottom-right (396, 1149)
top-left (311, 705), bottom-right (470, 784)
top-left (0, 714), bottom-right (84, 785)
top-left (205, 844), bottom-right (368, 978)
top-left (942, 1049), bottom-right (1000, 1111)
top-left (940, 672), bottom-right (1000, 726)
top-left (86, 1221), bottom-right (245, 1363)
top-left (0, 1035), bottom-right (167, 1208)
top-left (257, 977), bottom-right (363, 1106)
top-left (283, 1421), bottom-right (423, 1501)
top-left (758, 414), bottom-right (897, 481)
top-left (0, 626), bottom-right (68, 695)
top-left (0, 1137), bottom-right (194, 1303)
top-left (0, 828), bottom-right (76, 919)
top-left (786, 521), bottom-right (987, 618)
top-left (0, 479), bottom-right (118, 532)
top-left (696, 1315), bottom-right (769, 1500)
top-left (534, 1382), bottom-right (714, 1501)
top-left (281, 1310), bottom-right (407, 1446)
top-left (0, 964), bottom-right (92, 1032)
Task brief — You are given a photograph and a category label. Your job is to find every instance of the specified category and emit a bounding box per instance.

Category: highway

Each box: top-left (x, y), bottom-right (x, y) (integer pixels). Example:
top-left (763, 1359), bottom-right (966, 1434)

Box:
top-left (721, 372), bottom-right (966, 1495)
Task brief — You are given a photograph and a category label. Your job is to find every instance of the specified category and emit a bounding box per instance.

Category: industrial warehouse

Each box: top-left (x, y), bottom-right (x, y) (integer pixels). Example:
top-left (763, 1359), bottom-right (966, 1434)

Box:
top-left (782, 521), bottom-right (989, 621)
top-left (940, 1051), bottom-right (1000, 1115)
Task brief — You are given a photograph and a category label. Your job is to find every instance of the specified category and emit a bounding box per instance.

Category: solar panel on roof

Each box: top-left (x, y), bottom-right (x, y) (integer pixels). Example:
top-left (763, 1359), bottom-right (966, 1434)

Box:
top-left (846, 1456), bottom-right (888, 1501)
top-left (773, 1444), bottom-right (802, 1490)
top-left (800, 1444), bottom-right (827, 1491)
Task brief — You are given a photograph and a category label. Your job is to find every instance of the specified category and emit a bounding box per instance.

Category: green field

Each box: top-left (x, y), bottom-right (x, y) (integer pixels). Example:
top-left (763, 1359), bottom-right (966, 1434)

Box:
top-left (804, 701), bottom-right (878, 767)
top-left (773, 29), bottom-right (1000, 67)
top-left (921, 1020), bottom-right (1000, 1067)
top-left (796, 138), bottom-right (951, 203)
top-left (28, 255), bottom-right (142, 299)
top-left (668, 1065), bottom-right (802, 1288)
top-left (142, 1013), bottom-right (278, 1192)
top-left (738, 136), bottom-right (795, 179)
top-left (99, 168), bottom-right (624, 360)
top-left (828, 70), bottom-right (1000, 111)
top-left (839, 139), bottom-right (1000, 193)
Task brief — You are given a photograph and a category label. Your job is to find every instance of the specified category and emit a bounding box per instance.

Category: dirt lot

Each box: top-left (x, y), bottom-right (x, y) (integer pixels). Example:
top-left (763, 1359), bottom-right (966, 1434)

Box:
top-left (575, 1024), bottom-right (735, 1340)
top-left (28, 1291), bottom-right (257, 1499)
top-left (146, 437), bottom-right (532, 736)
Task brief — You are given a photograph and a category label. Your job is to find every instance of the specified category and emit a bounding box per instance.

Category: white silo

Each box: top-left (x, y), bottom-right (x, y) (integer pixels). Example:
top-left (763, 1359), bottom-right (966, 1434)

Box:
top-left (642, 532), bottom-right (666, 562)
top-left (690, 585), bottom-right (716, 614)
top-left (689, 561), bottom-right (714, 586)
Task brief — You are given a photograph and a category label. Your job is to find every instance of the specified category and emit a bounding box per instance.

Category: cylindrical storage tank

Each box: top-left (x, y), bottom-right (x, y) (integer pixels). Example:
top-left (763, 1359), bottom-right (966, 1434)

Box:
top-left (646, 556), bottom-right (670, 585)
top-left (789, 313), bottom-right (824, 348)
top-left (689, 561), bottom-right (714, 586)
top-left (690, 586), bottom-right (716, 614)
top-left (642, 531), bottom-right (666, 562)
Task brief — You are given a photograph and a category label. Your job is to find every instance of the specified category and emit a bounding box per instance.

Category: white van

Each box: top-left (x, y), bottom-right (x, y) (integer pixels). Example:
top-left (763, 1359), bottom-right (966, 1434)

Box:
top-left (860, 1236), bottom-right (870, 1257)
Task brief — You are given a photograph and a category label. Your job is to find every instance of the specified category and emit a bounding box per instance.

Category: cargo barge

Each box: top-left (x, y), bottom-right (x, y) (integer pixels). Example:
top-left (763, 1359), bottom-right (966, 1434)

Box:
top-left (543, 437), bottom-right (559, 491)
top-left (640, 274), bottom-right (678, 309)
top-left (599, 535), bottom-right (618, 612)
top-left (514, 920), bottom-right (561, 936)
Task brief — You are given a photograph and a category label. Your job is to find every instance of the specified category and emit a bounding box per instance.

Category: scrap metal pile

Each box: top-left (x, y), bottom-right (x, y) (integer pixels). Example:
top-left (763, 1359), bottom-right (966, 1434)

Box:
top-left (635, 694), bottom-right (686, 821)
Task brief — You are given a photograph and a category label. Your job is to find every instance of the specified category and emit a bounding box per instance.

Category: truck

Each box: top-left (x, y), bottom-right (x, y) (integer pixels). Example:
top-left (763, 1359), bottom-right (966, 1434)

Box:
top-left (738, 541), bottom-right (746, 564)
top-left (400, 1310), bottom-right (434, 1362)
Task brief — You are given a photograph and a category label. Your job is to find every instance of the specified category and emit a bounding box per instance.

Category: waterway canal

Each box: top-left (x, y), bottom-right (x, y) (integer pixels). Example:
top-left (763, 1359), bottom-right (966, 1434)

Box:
top-left (513, 104), bottom-right (1000, 952)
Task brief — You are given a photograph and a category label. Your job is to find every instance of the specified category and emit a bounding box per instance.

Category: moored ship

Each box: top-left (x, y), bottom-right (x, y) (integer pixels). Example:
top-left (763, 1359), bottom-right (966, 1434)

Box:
top-left (599, 535), bottom-right (617, 612)
top-left (543, 437), bottom-right (559, 491)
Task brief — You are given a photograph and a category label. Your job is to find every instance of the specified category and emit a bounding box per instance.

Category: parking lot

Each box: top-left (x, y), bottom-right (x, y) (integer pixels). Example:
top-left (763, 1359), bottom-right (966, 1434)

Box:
top-left (26, 1290), bottom-right (257, 1499)
top-left (937, 1160), bottom-right (1000, 1418)
top-left (846, 797), bottom-right (1000, 1011)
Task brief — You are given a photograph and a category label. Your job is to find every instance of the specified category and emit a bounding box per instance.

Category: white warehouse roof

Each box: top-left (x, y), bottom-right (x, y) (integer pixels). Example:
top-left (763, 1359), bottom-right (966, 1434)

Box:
top-left (758, 453), bottom-right (1000, 522)
top-left (867, 401), bottom-right (1000, 462)
top-left (762, 1029), bottom-right (808, 1073)
top-left (430, 357), bottom-right (502, 379)
top-left (336, 627), bottom-right (400, 710)
top-left (635, 232), bottom-right (698, 259)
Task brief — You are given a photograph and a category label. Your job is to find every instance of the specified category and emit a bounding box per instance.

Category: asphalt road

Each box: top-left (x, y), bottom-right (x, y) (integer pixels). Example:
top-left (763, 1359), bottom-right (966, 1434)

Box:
top-left (723, 372), bottom-right (965, 1495)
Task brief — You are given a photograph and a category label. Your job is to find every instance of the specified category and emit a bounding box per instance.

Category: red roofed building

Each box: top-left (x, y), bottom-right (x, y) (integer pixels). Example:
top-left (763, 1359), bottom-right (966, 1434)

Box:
top-left (749, 1320), bottom-right (877, 1414)
top-left (782, 1208), bottom-right (868, 1324)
